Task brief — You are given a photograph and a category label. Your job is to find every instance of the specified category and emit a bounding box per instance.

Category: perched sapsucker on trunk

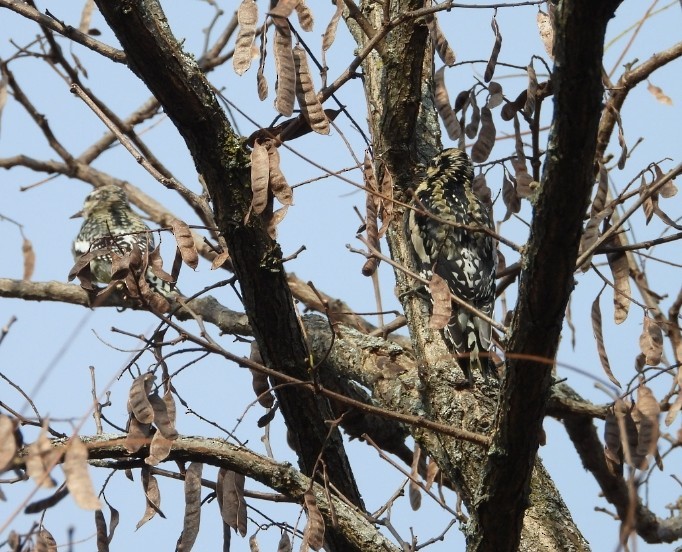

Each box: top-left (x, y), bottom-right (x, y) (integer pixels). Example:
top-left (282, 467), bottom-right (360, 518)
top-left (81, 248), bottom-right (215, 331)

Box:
top-left (406, 148), bottom-right (496, 379)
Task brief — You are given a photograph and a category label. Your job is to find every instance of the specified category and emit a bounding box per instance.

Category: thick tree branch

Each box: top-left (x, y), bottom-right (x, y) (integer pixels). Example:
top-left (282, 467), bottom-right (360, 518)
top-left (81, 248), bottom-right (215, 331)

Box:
top-left (0, 0), bottom-right (126, 63)
top-left (11, 434), bottom-right (399, 552)
top-left (347, 0), bottom-right (591, 550)
top-left (470, 2), bottom-right (624, 551)
top-left (559, 386), bottom-right (682, 544)
top-left (596, 41), bottom-right (682, 161)
top-left (91, 3), bottom-right (362, 549)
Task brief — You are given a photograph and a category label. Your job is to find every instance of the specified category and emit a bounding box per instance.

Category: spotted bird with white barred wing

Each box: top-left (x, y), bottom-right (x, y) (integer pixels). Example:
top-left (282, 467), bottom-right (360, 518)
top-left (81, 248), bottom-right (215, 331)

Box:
top-left (406, 148), bottom-right (496, 380)
top-left (71, 185), bottom-right (175, 305)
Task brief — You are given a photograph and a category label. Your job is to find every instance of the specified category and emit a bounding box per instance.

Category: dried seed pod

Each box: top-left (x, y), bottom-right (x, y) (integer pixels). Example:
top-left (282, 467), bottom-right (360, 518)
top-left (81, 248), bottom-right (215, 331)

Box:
top-left (292, 45), bottom-right (329, 135)
top-left (234, 0), bottom-right (258, 75)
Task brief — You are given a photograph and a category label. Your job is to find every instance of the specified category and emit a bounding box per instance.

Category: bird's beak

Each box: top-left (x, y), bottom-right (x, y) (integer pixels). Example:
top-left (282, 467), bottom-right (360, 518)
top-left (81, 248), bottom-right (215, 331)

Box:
top-left (70, 210), bottom-right (83, 219)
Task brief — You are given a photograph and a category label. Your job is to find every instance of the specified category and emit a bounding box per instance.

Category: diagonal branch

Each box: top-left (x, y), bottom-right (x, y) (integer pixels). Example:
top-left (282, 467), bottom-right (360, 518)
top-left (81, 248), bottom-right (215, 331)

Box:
top-left (0, 0), bottom-right (126, 63)
top-left (90, 4), bottom-right (363, 551)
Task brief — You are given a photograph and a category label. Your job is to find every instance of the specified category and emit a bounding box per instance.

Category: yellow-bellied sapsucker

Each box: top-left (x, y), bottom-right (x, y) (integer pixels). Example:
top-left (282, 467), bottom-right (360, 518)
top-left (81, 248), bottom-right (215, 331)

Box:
top-left (406, 148), bottom-right (496, 378)
top-left (71, 185), bottom-right (172, 296)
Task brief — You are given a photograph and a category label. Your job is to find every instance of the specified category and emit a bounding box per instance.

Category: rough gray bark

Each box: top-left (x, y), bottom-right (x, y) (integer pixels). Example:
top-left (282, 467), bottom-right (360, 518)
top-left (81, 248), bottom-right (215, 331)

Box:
top-left (345, 0), bottom-right (620, 550)
top-left (91, 2), bottom-right (363, 550)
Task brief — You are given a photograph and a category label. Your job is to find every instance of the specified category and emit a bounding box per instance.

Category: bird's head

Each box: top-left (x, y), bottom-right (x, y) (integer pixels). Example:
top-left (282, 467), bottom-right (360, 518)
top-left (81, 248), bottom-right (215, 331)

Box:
top-left (426, 148), bottom-right (474, 187)
top-left (71, 185), bottom-right (130, 219)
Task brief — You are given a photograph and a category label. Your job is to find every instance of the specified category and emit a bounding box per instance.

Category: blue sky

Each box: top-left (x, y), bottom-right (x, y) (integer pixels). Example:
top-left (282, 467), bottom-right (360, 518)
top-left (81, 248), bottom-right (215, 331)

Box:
top-left (1, 1), bottom-right (681, 550)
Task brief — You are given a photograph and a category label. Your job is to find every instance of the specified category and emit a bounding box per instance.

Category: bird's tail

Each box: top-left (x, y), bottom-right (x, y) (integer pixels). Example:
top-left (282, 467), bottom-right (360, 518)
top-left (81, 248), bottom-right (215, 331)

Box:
top-left (444, 309), bottom-right (495, 379)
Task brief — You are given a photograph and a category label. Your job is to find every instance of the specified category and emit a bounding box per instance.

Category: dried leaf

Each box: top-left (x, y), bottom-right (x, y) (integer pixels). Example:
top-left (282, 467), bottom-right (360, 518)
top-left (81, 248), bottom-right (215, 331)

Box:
top-left (579, 163), bottom-right (611, 270)
top-left (615, 399), bottom-right (645, 469)
top-left (0, 415), bottom-right (17, 471)
top-left (257, 27), bottom-right (269, 100)
top-left (603, 407), bottom-right (621, 467)
top-left (250, 342), bottom-right (274, 408)
top-left (78, 0), bottom-right (95, 33)
top-left (472, 173), bottom-right (492, 209)
top-left (505, 118), bottom-right (522, 169)
top-left (145, 432), bottom-right (173, 467)
top-left (639, 316), bottom-right (663, 366)
top-left (427, 15), bottom-right (455, 66)
top-left (222, 470), bottom-right (247, 537)
top-left (68, 248), bottom-right (108, 289)
top-left (605, 229), bottom-right (630, 324)
top-left (22, 238), bottom-right (35, 281)
top-left (257, 408), bottom-right (277, 428)
top-left (234, 0), bottom-right (258, 75)
top-left (500, 172), bottom-right (520, 222)
top-left (483, 14), bottom-right (502, 82)
top-left (148, 247), bottom-right (174, 284)
top-left (63, 437), bottom-right (101, 510)
top-left (591, 290), bottom-right (621, 388)
top-left (277, 532), bottom-right (292, 552)
top-left (536, 9), bottom-right (554, 59)
top-left (170, 219), bottom-right (199, 270)
top-left (249, 534), bottom-right (260, 552)
top-left (322, 0), bottom-right (343, 51)
top-left (524, 64), bottom-right (537, 117)
top-left (665, 370), bottom-right (682, 426)
top-left (295, 1), bottom-right (314, 31)
top-left (409, 445), bottom-right (421, 511)
top-left (157, 389), bottom-right (178, 439)
top-left (434, 67), bottom-right (460, 140)
top-left (269, 0), bottom-right (299, 19)
top-left (378, 165), bottom-right (394, 235)
top-left (424, 457), bottom-right (440, 491)
top-left (125, 416), bottom-right (152, 454)
top-left (428, 273), bottom-right (452, 330)
top-left (273, 20), bottom-right (296, 117)
top-left (486, 81), bottom-right (504, 109)
top-left (453, 89), bottom-right (470, 113)
top-left (465, 91), bottom-right (480, 139)
top-left (250, 367), bottom-right (274, 408)
top-left (647, 81), bottom-right (673, 106)
top-left (266, 145), bottom-right (293, 205)
top-left (95, 509), bottom-right (109, 552)
top-left (104, 499), bottom-right (119, 546)
top-left (361, 151), bottom-right (380, 277)
top-left (409, 480), bottom-right (422, 511)
top-left (0, 70), bottom-right (7, 136)
top-left (471, 106), bottom-right (495, 163)
top-left (654, 163), bottom-right (677, 198)
top-left (511, 157), bottom-right (533, 198)
top-left (250, 140), bottom-right (270, 215)
top-left (136, 468), bottom-right (165, 529)
top-left (251, 140), bottom-right (270, 220)
top-left (36, 528), bottom-right (57, 552)
top-left (635, 383), bottom-right (660, 460)
top-left (26, 425), bottom-right (57, 489)
top-left (177, 462), bottom-right (203, 551)
top-left (211, 250), bottom-right (230, 270)
top-left (24, 488), bottom-right (70, 515)
top-left (615, 111), bottom-right (627, 170)
top-left (302, 490), bottom-right (324, 551)
top-left (293, 45), bottom-right (329, 135)
top-left (265, 206), bottom-right (289, 239)
top-left (128, 373), bottom-right (156, 424)
top-left (500, 89), bottom-right (526, 121)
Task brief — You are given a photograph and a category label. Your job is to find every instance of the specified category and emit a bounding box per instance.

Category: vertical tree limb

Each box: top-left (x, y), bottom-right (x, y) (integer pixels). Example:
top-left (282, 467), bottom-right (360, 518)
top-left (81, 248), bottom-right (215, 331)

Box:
top-left (469, 2), bottom-right (624, 551)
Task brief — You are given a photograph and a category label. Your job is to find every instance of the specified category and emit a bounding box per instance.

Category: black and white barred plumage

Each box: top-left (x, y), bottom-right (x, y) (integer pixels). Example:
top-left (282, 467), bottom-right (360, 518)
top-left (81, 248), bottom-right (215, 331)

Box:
top-left (406, 148), bottom-right (496, 377)
top-left (72, 185), bottom-right (171, 295)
